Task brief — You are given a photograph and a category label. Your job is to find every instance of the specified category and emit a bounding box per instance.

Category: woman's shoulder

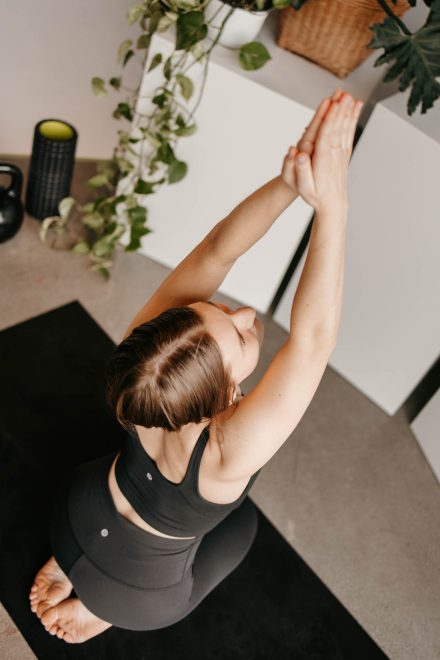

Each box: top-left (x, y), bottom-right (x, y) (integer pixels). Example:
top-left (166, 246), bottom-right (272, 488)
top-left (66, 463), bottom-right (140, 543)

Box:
top-left (201, 414), bottom-right (255, 504)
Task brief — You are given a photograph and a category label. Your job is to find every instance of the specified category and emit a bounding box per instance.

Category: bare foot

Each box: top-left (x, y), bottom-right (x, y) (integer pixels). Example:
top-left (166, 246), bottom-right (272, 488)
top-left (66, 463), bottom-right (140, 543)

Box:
top-left (29, 556), bottom-right (73, 619)
top-left (41, 597), bottom-right (112, 643)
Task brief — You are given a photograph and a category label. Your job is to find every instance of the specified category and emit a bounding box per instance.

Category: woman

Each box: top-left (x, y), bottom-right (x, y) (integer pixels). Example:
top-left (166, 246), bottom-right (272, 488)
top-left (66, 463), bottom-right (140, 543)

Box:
top-left (29, 88), bottom-right (363, 643)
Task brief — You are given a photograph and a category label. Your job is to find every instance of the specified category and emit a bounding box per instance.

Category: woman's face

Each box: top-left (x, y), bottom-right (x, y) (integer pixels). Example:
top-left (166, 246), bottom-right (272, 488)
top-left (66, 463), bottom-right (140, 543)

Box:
top-left (189, 300), bottom-right (264, 386)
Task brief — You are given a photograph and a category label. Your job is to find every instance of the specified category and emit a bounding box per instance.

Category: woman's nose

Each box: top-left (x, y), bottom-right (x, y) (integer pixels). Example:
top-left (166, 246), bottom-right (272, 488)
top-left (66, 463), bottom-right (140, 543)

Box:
top-left (236, 306), bottom-right (256, 327)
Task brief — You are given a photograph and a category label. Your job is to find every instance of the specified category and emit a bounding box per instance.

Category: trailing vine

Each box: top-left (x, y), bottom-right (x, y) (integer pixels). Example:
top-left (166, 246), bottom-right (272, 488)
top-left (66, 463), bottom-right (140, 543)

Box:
top-left (39, 0), bottom-right (273, 279)
top-left (39, 0), bottom-right (439, 279)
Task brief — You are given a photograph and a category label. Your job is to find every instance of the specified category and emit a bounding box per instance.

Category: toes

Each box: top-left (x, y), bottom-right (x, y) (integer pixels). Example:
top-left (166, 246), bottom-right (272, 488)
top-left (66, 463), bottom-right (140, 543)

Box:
top-left (36, 601), bottom-right (52, 619)
top-left (41, 606), bottom-right (58, 628)
top-left (47, 582), bottom-right (67, 603)
top-left (63, 632), bottom-right (74, 644)
top-left (48, 625), bottom-right (58, 636)
top-left (56, 628), bottom-right (65, 640)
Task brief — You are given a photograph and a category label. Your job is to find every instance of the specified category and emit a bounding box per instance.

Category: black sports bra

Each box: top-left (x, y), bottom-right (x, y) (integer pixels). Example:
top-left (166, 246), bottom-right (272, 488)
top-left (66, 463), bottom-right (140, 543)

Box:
top-left (114, 423), bottom-right (261, 538)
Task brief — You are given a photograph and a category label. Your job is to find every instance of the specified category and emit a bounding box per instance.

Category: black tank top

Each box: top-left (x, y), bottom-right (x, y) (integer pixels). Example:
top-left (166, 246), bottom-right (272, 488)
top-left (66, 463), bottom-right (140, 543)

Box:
top-left (114, 423), bottom-right (261, 538)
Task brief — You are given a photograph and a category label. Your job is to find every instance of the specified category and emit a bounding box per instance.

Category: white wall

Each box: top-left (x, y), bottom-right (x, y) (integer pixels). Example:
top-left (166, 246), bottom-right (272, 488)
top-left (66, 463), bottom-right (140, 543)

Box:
top-left (0, 0), bottom-right (139, 158)
top-left (411, 388), bottom-right (440, 485)
top-left (274, 95), bottom-right (440, 416)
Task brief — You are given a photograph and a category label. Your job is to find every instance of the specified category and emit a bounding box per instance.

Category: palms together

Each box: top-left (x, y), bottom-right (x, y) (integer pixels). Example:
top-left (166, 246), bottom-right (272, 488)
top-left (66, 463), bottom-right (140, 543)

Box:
top-left (281, 88), bottom-right (363, 211)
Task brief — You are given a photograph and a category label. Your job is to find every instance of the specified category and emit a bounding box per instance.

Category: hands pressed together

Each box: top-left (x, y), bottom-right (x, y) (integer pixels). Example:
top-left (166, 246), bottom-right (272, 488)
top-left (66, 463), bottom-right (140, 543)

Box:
top-left (281, 88), bottom-right (364, 215)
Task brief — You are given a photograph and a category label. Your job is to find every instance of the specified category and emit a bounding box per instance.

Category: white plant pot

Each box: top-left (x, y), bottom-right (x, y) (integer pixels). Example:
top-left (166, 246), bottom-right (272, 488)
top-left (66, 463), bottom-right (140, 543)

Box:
top-left (205, 0), bottom-right (270, 49)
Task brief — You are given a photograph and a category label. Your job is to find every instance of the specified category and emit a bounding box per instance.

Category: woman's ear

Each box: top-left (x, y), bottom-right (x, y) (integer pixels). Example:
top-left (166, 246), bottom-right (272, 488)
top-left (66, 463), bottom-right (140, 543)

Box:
top-left (228, 382), bottom-right (238, 406)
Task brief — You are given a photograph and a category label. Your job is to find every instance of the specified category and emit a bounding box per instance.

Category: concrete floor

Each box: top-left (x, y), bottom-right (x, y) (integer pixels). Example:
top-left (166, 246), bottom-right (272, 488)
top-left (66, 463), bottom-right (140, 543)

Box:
top-left (1, 156), bottom-right (440, 660)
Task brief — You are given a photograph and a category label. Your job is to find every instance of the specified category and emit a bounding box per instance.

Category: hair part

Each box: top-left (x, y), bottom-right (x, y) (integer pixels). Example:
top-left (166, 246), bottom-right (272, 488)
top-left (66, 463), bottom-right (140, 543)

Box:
top-left (104, 306), bottom-right (237, 433)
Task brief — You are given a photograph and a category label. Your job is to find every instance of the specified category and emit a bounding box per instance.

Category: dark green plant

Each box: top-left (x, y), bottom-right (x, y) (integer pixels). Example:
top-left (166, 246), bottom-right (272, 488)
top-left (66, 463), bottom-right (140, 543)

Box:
top-left (40, 0), bottom-right (439, 279)
top-left (289, 0), bottom-right (439, 114)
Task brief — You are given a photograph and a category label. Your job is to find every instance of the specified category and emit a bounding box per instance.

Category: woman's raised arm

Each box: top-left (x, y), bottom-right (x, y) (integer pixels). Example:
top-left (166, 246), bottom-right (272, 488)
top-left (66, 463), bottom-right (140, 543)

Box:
top-left (121, 94), bottom-right (343, 338)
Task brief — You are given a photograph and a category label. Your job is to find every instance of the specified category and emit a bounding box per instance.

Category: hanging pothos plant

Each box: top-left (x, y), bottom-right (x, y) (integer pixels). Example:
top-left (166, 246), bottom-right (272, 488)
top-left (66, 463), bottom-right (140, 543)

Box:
top-left (39, 0), bottom-right (274, 279)
top-left (40, 0), bottom-right (439, 280)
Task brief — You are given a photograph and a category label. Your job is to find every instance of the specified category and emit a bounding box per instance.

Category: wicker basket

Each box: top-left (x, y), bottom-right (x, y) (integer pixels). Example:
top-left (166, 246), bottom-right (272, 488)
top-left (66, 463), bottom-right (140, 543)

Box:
top-left (277, 0), bottom-right (412, 78)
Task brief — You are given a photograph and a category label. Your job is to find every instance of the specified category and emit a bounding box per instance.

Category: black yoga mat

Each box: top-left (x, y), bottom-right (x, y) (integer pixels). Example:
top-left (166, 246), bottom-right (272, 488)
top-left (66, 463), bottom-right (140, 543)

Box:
top-left (0, 301), bottom-right (389, 659)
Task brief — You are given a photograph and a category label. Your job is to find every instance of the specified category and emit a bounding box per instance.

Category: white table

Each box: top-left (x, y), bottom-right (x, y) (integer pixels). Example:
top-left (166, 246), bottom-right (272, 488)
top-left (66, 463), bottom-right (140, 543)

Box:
top-left (274, 87), bottom-right (440, 416)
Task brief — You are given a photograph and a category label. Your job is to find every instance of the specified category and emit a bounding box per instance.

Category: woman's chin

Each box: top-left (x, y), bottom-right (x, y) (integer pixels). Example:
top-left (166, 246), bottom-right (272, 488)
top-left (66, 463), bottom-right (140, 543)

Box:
top-left (254, 317), bottom-right (264, 344)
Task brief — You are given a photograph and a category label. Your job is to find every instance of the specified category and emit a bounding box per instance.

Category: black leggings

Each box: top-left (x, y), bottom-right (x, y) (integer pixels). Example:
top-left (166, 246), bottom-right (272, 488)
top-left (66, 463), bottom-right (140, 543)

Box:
top-left (49, 453), bottom-right (259, 631)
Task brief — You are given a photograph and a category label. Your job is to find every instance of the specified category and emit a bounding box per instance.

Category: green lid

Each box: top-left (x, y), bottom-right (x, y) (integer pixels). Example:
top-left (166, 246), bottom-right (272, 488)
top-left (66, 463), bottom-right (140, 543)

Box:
top-left (39, 120), bottom-right (74, 140)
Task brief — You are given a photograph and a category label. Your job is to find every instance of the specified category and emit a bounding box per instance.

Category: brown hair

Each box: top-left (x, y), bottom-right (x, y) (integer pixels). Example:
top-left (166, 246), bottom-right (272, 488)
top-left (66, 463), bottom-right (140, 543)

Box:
top-left (104, 305), bottom-right (237, 433)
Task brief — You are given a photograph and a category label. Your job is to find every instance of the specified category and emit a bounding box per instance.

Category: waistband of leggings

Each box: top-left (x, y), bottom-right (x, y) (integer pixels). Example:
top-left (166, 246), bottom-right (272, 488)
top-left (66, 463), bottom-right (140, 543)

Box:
top-left (70, 452), bottom-right (201, 551)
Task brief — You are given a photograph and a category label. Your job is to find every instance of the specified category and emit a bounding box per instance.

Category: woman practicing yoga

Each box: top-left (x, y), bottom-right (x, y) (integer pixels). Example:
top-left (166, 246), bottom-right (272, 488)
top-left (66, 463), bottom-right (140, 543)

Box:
top-left (29, 87), bottom-right (363, 643)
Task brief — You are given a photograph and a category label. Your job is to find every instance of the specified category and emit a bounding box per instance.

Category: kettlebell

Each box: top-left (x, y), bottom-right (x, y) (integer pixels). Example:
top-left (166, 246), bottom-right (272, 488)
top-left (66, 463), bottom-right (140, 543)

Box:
top-left (0, 163), bottom-right (25, 243)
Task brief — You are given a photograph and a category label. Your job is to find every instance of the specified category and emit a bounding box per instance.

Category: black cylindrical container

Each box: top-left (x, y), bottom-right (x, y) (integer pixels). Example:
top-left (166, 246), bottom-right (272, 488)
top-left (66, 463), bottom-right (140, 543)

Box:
top-left (25, 119), bottom-right (78, 220)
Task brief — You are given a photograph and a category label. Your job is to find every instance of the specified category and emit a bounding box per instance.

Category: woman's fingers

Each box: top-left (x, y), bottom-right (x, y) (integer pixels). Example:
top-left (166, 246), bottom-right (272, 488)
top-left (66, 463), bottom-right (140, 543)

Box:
top-left (294, 152), bottom-right (316, 204)
top-left (340, 95), bottom-right (355, 150)
top-left (298, 89), bottom-right (346, 154)
top-left (316, 100), bottom-right (341, 148)
top-left (331, 88), bottom-right (344, 102)
top-left (341, 99), bottom-right (363, 151)
top-left (298, 97), bottom-right (331, 154)
top-left (333, 96), bottom-right (351, 145)
top-left (281, 146), bottom-right (299, 188)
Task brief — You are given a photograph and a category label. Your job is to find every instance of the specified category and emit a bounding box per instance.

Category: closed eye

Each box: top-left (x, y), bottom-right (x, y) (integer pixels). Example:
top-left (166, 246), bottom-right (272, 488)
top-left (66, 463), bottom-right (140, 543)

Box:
top-left (204, 300), bottom-right (245, 352)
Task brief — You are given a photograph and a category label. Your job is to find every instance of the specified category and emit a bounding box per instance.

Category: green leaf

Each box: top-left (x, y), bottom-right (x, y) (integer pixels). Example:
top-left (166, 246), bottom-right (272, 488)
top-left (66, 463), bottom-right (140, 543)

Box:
top-left (189, 41), bottom-right (205, 63)
top-left (174, 0), bottom-right (201, 9)
top-left (176, 113), bottom-right (185, 127)
top-left (128, 205), bottom-right (148, 224)
top-left (118, 39), bottom-right (133, 65)
top-left (156, 141), bottom-right (175, 164)
top-left (97, 266), bottom-right (111, 280)
top-left (137, 33), bottom-right (151, 49)
top-left (116, 157), bottom-right (134, 174)
top-left (113, 102), bottom-right (133, 121)
top-left (126, 204), bottom-right (151, 251)
top-left (367, 2), bottom-right (440, 115)
top-left (92, 237), bottom-right (114, 257)
top-left (239, 41), bottom-right (271, 71)
top-left (163, 56), bottom-right (173, 81)
top-left (174, 123), bottom-right (197, 136)
top-left (152, 93), bottom-right (167, 108)
top-left (123, 49), bottom-right (134, 67)
top-left (141, 129), bottom-right (162, 148)
top-left (168, 160), bottom-right (187, 184)
top-left (82, 213), bottom-right (105, 229)
top-left (126, 225), bottom-right (152, 251)
top-left (175, 74), bottom-right (194, 100)
top-left (87, 174), bottom-right (109, 188)
top-left (127, 3), bottom-right (144, 25)
top-left (149, 3), bottom-right (163, 34)
top-left (107, 195), bottom-right (127, 214)
top-left (109, 77), bottom-right (121, 90)
top-left (72, 241), bottom-right (90, 255)
top-left (81, 202), bottom-right (95, 214)
top-left (157, 13), bottom-right (177, 32)
top-left (91, 77), bottom-right (107, 97)
top-left (58, 197), bottom-right (75, 219)
top-left (148, 53), bottom-right (162, 72)
top-left (176, 11), bottom-right (207, 51)
top-left (91, 195), bottom-right (109, 208)
top-left (134, 179), bottom-right (156, 194)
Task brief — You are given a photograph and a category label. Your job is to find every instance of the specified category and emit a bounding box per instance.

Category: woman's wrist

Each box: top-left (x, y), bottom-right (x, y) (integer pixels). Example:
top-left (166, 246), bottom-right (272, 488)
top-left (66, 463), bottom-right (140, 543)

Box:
top-left (314, 200), bottom-right (349, 219)
top-left (275, 174), bottom-right (299, 201)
